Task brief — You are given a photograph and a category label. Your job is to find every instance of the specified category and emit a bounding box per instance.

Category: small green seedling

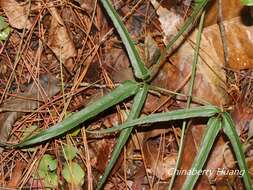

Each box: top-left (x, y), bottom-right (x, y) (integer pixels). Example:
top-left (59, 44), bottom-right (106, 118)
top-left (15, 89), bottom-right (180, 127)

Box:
top-left (62, 162), bottom-right (85, 187)
top-left (38, 154), bottom-right (58, 189)
top-left (0, 16), bottom-right (11, 42)
top-left (62, 144), bottom-right (85, 187)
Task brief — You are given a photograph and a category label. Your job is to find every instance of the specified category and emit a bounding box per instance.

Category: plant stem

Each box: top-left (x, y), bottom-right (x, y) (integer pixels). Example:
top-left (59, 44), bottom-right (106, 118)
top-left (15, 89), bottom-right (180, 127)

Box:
top-left (168, 11), bottom-right (205, 190)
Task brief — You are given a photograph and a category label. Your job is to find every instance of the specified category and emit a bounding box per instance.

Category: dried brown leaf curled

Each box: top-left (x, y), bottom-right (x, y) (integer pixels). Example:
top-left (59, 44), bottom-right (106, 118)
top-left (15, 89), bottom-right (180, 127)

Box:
top-left (172, 16), bottom-right (253, 106)
top-left (78, 0), bottom-right (95, 14)
top-left (206, 17), bottom-right (253, 70)
top-left (150, 0), bottom-right (183, 45)
top-left (0, 0), bottom-right (32, 29)
top-left (48, 6), bottom-right (77, 71)
top-left (204, 0), bottom-right (243, 26)
top-left (144, 34), bottom-right (161, 68)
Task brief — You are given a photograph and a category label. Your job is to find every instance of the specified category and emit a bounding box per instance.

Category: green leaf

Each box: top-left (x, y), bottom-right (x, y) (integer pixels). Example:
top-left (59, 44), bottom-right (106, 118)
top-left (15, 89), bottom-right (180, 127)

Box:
top-left (240, 0), bottom-right (253, 6)
top-left (44, 172), bottom-right (58, 189)
top-left (222, 112), bottom-right (253, 190)
top-left (182, 116), bottom-right (222, 190)
top-left (90, 105), bottom-right (220, 134)
top-left (38, 154), bottom-right (57, 176)
top-left (100, 0), bottom-right (150, 80)
top-left (168, 11), bottom-right (206, 190)
top-left (96, 83), bottom-right (149, 190)
top-left (70, 128), bottom-right (81, 137)
top-left (0, 16), bottom-right (11, 42)
top-left (38, 154), bottom-right (58, 188)
top-left (62, 144), bottom-right (78, 161)
top-left (0, 27), bottom-right (11, 41)
top-left (62, 162), bottom-right (85, 186)
top-left (15, 80), bottom-right (139, 147)
top-left (0, 16), bottom-right (8, 30)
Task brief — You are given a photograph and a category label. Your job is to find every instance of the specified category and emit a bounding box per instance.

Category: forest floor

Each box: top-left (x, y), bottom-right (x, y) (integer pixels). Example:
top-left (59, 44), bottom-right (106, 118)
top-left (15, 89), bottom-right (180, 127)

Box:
top-left (0, 0), bottom-right (253, 189)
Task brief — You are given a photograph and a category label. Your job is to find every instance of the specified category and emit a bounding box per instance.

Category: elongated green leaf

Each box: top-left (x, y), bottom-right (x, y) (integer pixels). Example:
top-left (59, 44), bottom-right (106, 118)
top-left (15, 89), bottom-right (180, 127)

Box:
top-left (241, 0), bottom-right (253, 6)
top-left (96, 83), bottom-right (149, 190)
top-left (100, 0), bottom-right (150, 80)
top-left (182, 117), bottom-right (222, 190)
top-left (89, 105), bottom-right (220, 134)
top-left (15, 80), bottom-right (140, 148)
top-left (222, 112), bottom-right (253, 190)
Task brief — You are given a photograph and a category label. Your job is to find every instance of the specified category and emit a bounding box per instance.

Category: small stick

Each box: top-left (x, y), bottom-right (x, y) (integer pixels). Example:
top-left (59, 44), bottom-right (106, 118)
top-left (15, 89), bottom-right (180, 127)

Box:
top-left (217, 0), bottom-right (235, 83)
top-left (0, 108), bottom-right (48, 113)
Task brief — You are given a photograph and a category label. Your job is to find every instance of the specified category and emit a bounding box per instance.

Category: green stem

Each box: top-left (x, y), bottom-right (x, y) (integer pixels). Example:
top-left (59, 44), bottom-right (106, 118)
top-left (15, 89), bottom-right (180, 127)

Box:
top-left (168, 11), bottom-right (205, 190)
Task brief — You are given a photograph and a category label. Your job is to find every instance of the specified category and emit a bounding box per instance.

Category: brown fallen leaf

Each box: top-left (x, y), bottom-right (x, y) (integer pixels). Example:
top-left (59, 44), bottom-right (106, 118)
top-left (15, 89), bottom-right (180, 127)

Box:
top-left (111, 34), bottom-right (161, 83)
top-left (143, 140), bottom-right (177, 181)
top-left (231, 102), bottom-right (253, 135)
top-left (152, 0), bottom-right (253, 105)
top-left (78, 0), bottom-right (96, 14)
top-left (88, 112), bottom-right (123, 173)
top-left (204, 0), bottom-right (243, 26)
top-left (89, 138), bottom-right (116, 173)
top-left (172, 15), bottom-right (253, 105)
top-left (150, 0), bottom-right (183, 45)
top-left (47, 5), bottom-right (77, 71)
top-left (131, 164), bottom-right (146, 190)
top-left (143, 34), bottom-right (161, 68)
top-left (171, 27), bottom-right (230, 106)
top-left (0, 74), bottom-right (59, 152)
top-left (139, 128), bottom-right (177, 181)
top-left (0, 0), bottom-right (32, 29)
top-left (106, 46), bottom-right (134, 83)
